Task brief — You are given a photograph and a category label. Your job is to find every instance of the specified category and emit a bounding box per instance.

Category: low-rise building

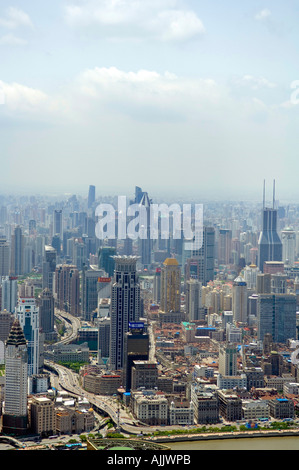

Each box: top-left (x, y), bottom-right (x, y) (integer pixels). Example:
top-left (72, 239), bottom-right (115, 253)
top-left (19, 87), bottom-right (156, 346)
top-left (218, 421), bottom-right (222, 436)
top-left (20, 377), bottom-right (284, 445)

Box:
top-left (131, 390), bottom-right (168, 425)
top-left (242, 399), bottom-right (270, 421)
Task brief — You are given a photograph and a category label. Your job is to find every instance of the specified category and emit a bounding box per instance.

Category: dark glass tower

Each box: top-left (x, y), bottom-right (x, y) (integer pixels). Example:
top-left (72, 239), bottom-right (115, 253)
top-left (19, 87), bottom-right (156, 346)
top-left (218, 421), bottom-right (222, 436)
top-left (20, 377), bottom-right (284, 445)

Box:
top-left (258, 180), bottom-right (282, 272)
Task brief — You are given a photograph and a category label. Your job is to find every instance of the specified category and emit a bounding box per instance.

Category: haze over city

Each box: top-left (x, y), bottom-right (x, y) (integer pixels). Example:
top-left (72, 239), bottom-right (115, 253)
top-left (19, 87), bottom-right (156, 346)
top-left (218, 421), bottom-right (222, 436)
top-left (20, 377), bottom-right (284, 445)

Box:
top-left (1, 1), bottom-right (299, 200)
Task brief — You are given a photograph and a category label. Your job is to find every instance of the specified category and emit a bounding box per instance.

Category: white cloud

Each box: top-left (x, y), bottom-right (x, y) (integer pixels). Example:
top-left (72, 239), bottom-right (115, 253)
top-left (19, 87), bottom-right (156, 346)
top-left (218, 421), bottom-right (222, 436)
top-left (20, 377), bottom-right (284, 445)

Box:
top-left (149, 9), bottom-right (205, 41)
top-left (232, 74), bottom-right (276, 90)
top-left (64, 0), bottom-right (205, 41)
top-left (255, 9), bottom-right (271, 21)
top-left (0, 33), bottom-right (27, 46)
top-left (0, 6), bottom-right (33, 29)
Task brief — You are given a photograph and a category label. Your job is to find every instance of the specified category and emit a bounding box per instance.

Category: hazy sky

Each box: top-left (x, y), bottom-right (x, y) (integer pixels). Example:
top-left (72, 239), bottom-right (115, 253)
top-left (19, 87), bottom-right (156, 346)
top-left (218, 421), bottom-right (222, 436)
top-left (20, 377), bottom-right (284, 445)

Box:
top-left (1, 0), bottom-right (299, 202)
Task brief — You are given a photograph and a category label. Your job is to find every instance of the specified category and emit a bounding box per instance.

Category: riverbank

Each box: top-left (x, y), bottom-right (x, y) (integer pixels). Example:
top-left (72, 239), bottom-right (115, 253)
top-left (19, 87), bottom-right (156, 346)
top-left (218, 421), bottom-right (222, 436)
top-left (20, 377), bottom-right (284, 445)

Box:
top-left (149, 428), bottom-right (299, 444)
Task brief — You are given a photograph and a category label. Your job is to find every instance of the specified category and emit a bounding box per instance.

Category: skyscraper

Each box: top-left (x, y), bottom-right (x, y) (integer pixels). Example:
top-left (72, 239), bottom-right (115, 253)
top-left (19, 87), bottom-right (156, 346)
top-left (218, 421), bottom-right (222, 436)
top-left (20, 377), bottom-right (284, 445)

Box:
top-left (185, 279), bottom-right (204, 321)
top-left (281, 228), bottom-right (296, 266)
top-left (55, 264), bottom-right (80, 316)
top-left (184, 226), bottom-right (215, 286)
top-left (88, 185), bottom-right (96, 209)
top-left (38, 288), bottom-right (55, 341)
top-left (16, 296), bottom-right (40, 377)
top-left (160, 258), bottom-right (181, 314)
top-left (42, 245), bottom-right (57, 293)
top-left (138, 191), bottom-right (152, 268)
top-left (82, 268), bottom-right (101, 321)
top-left (10, 226), bottom-right (24, 276)
top-left (98, 246), bottom-right (116, 277)
top-left (2, 319), bottom-right (28, 435)
top-left (258, 180), bottom-right (282, 272)
top-left (257, 293), bottom-right (296, 343)
top-left (109, 256), bottom-right (140, 371)
top-left (123, 322), bottom-right (149, 391)
top-left (52, 209), bottom-right (63, 241)
top-left (1, 276), bottom-right (18, 313)
top-left (232, 275), bottom-right (248, 324)
top-left (219, 342), bottom-right (238, 376)
top-left (217, 229), bottom-right (232, 265)
top-left (0, 237), bottom-right (9, 277)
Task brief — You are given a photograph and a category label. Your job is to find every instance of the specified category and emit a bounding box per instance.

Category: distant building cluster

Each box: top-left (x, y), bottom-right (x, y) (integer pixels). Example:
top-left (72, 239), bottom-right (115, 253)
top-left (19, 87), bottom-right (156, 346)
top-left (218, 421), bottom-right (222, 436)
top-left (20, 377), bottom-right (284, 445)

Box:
top-left (1, 182), bottom-right (299, 436)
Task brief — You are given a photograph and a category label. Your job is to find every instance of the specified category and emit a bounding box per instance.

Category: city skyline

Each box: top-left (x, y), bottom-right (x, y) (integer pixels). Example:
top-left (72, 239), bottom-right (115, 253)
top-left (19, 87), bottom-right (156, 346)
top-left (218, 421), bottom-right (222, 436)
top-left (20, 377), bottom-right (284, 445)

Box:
top-left (0, 1), bottom-right (299, 200)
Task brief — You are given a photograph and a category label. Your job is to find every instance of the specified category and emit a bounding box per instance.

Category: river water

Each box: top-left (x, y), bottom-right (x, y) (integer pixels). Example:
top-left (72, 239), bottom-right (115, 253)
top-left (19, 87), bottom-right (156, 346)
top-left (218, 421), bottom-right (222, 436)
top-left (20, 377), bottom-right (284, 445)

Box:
top-left (167, 435), bottom-right (299, 450)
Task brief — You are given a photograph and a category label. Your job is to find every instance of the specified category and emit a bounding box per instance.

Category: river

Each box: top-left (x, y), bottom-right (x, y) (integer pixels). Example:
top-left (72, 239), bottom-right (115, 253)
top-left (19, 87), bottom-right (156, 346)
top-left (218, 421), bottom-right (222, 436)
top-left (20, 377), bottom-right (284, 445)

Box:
top-left (167, 435), bottom-right (299, 450)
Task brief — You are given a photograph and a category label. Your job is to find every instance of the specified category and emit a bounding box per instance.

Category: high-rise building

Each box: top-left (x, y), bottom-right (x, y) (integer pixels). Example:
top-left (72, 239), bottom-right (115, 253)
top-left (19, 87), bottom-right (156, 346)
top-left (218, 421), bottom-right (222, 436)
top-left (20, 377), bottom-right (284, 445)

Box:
top-left (153, 268), bottom-right (161, 304)
top-left (0, 237), bottom-right (9, 277)
top-left (55, 264), bottom-right (80, 316)
top-left (42, 245), bottom-right (57, 293)
top-left (98, 246), bottom-right (116, 277)
top-left (258, 181), bottom-right (282, 272)
top-left (232, 275), bottom-right (248, 324)
top-left (82, 268), bottom-right (101, 321)
top-left (2, 319), bottom-right (28, 435)
top-left (217, 229), bottom-right (232, 265)
top-left (53, 209), bottom-right (63, 240)
top-left (123, 322), bottom-right (149, 391)
top-left (219, 343), bottom-right (238, 376)
top-left (10, 226), bottom-right (24, 276)
top-left (38, 288), bottom-right (55, 341)
top-left (16, 297), bottom-right (40, 377)
top-left (138, 191), bottom-right (152, 268)
top-left (109, 256), bottom-right (140, 371)
top-left (88, 185), bottom-right (96, 209)
top-left (160, 258), bottom-right (181, 314)
top-left (1, 276), bottom-right (18, 313)
top-left (184, 226), bottom-right (215, 286)
top-left (281, 228), bottom-right (296, 266)
top-left (257, 293), bottom-right (296, 343)
top-left (185, 279), bottom-right (204, 321)
top-left (98, 317), bottom-right (110, 362)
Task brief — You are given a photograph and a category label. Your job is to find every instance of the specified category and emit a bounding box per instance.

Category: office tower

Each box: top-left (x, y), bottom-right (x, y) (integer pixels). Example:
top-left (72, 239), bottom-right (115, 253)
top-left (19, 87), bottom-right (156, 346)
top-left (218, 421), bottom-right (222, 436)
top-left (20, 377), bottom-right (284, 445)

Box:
top-left (160, 258), bottom-right (181, 313)
top-left (186, 279), bottom-right (204, 321)
top-left (88, 185), bottom-right (96, 209)
top-left (1, 276), bottom-right (18, 313)
top-left (38, 288), bottom-right (55, 340)
top-left (219, 343), bottom-right (237, 376)
top-left (82, 268), bottom-right (101, 321)
top-left (138, 191), bottom-right (152, 268)
top-left (72, 238), bottom-right (87, 270)
top-left (218, 229), bottom-right (232, 265)
top-left (270, 273), bottom-right (287, 293)
top-left (98, 317), bottom-right (110, 362)
top-left (16, 296), bottom-right (40, 376)
top-left (55, 264), bottom-right (80, 316)
top-left (51, 234), bottom-right (61, 256)
top-left (0, 237), bottom-right (9, 276)
top-left (109, 256), bottom-right (140, 371)
top-left (184, 226), bottom-right (215, 286)
top-left (232, 275), bottom-right (248, 323)
top-left (281, 228), bottom-right (296, 266)
top-left (10, 226), bottom-right (24, 276)
top-left (123, 322), bottom-right (149, 391)
top-left (153, 267), bottom-right (161, 303)
top-left (53, 209), bottom-right (63, 240)
top-left (98, 246), bottom-right (116, 277)
top-left (134, 186), bottom-right (143, 204)
top-left (258, 180), bottom-right (282, 272)
top-left (131, 360), bottom-right (158, 391)
top-left (42, 245), bottom-right (57, 293)
top-left (256, 273), bottom-right (271, 294)
top-left (243, 264), bottom-right (259, 290)
top-left (2, 319), bottom-right (28, 435)
top-left (0, 310), bottom-right (14, 343)
top-left (257, 294), bottom-right (296, 343)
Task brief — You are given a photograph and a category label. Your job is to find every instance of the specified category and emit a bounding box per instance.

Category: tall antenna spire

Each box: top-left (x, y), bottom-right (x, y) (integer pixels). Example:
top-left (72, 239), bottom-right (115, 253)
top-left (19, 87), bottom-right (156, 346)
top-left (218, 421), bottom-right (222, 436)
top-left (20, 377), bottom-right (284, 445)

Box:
top-left (263, 179), bottom-right (265, 209)
top-left (273, 179), bottom-right (275, 209)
